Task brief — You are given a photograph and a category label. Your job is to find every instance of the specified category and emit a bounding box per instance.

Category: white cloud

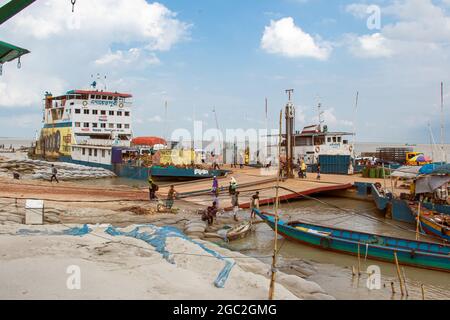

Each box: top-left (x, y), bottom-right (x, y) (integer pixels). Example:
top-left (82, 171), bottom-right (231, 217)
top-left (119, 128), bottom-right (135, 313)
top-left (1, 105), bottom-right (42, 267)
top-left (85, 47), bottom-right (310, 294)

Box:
top-left (0, 0), bottom-right (190, 109)
top-left (345, 3), bottom-right (371, 19)
top-left (148, 115), bottom-right (163, 123)
top-left (347, 0), bottom-right (450, 58)
top-left (95, 48), bottom-right (160, 66)
top-left (349, 33), bottom-right (393, 58)
top-left (311, 108), bottom-right (353, 128)
top-left (261, 17), bottom-right (332, 60)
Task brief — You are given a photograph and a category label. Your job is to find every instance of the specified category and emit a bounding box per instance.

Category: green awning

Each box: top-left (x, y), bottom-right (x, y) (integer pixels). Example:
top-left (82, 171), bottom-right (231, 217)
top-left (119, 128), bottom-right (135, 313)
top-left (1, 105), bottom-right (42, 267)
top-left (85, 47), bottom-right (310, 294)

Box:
top-left (0, 40), bottom-right (29, 64)
top-left (0, 0), bottom-right (36, 25)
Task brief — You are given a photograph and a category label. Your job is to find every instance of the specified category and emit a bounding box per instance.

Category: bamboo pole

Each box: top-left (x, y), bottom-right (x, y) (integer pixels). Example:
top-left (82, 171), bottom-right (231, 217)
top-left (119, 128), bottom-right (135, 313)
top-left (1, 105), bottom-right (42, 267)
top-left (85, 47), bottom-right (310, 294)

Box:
top-left (416, 201), bottom-right (421, 241)
top-left (357, 242), bottom-right (361, 276)
top-left (268, 110), bottom-right (283, 301)
top-left (393, 252), bottom-right (405, 296)
top-left (421, 284), bottom-right (426, 300)
top-left (401, 267), bottom-right (409, 297)
top-left (390, 281), bottom-right (396, 295)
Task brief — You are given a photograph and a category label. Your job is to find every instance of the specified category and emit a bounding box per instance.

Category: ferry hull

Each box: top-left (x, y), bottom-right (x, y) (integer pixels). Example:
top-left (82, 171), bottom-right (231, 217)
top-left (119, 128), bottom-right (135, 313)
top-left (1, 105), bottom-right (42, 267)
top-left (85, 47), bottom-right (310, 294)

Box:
top-left (35, 125), bottom-right (73, 158)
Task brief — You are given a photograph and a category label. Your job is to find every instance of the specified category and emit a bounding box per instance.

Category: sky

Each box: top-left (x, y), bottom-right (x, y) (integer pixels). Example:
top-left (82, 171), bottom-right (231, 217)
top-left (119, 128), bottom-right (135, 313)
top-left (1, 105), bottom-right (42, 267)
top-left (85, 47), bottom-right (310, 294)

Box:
top-left (0, 0), bottom-right (449, 144)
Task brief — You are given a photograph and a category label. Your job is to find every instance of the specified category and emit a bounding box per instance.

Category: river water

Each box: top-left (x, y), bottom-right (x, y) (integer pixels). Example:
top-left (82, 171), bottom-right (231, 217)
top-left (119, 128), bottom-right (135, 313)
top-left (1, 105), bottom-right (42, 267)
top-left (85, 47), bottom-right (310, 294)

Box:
top-left (225, 198), bottom-right (450, 300)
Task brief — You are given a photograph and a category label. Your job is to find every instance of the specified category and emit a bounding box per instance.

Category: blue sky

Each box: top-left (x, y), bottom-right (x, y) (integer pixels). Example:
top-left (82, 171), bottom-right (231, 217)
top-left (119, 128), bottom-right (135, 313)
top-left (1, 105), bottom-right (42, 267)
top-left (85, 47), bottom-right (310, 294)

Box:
top-left (0, 0), bottom-right (449, 144)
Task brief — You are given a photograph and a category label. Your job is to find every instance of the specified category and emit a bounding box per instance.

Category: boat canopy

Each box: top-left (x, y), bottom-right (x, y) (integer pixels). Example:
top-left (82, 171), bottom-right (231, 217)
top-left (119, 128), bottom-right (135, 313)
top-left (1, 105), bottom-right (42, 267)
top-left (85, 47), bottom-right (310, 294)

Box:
top-left (390, 166), bottom-right (421, 178)
top-left (415, 175), bottom-right (450, 194)
top-left (0, 40), bottom-right (29, 64)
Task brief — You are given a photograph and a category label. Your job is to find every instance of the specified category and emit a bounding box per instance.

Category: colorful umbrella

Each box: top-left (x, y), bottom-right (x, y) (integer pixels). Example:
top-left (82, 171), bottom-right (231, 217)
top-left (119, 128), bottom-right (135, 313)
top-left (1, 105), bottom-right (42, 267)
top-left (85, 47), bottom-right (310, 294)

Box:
top-left (411, 155), bottom-right (431, 163)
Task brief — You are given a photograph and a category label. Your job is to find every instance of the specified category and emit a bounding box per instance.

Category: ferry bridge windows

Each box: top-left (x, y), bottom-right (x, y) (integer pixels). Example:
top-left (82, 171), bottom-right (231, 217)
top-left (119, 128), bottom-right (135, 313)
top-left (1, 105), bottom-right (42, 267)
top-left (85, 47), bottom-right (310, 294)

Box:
top-left (84, 109), bottom-right (89, 115)
top-left (109, 111), bottom-right (114, 116)
top-left (92, 123), bottom-right (98, 128)
top-left (101, 123), bottom-right (106, 128)
top-left (124, 124), bottom-right (130, 129)
top-left (82, 148), bottom-right (85, 156)
top-left (343, 140), bottom-right (348, 145)
top-left (75, 109), bottom-right (81, 114)
top-left (83, 123), bottom-right (89, 128)
top-left (117, 124), bottom-right (122, 129)
top-left (117, 111), bottom-right (122, 116)
top-left (333, 137), bottom-right (337, 143)
top-left (101, 110), bottom-right (106, 115)
top-left (102, 95), bottom-right (107, 100)
top-left (125, 111), bottom-right (130, 116)
top-left (327, 137), bottom-right (331, 143)
top-left (89, 148), bottom-right (92, 156)
top-left (75, 122), bottom-right (80, 127)
top-left (337, 137), bottom-right (342, 143)
top-left (96, 95), bottom-right (101, 99)
top-left (92, 110), bottom-right (98, 115)
top-left (94, 149), bottom-right (98, 157)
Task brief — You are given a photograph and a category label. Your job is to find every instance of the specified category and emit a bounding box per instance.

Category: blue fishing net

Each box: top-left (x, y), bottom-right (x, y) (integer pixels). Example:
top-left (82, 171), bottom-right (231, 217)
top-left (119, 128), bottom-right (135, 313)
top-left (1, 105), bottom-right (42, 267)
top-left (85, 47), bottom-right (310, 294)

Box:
top-left (17, 224), bottom-right (91, 236)
top-left (105, 224), bottom-right (235, 288)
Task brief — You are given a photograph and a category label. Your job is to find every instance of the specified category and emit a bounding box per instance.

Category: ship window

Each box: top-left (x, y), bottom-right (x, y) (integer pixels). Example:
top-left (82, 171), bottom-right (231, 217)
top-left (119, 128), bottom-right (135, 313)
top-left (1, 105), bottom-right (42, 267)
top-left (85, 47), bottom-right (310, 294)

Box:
top-left (96, 95), bottom-right (101, 99)
top-left (333, 137), bottom-right (337, 143)
top-left (101, 123), bottom-right (106, 128)
top-left (337, 137), bottom-right (342, 143)
top-left (89, 148), bottom-right (92, 156)
top-left (92, 123), bottom-right (98, 128)
top-left (102, 96), bottom-right (107, 100)
top-left (109, 111), bottom-right (114, 116)
top-left (102, 150), bottom-right (106, 157)
top-left (343, 140), bottom-right (348, 145)
top-left (84, 109), bottom-right (89, 115)
top-left (117, 124), bottom-right (122, 129)
top-left (94, 149), bottom-right (98, 157)
top-left (117, 111), bottom-right (122, 116)
top-left (83, 123), bottom-right (89, 128)
top-left (101, 110), bottom-right (106, 115)
top-left (75, 122), bottom-right (80, 127)
top-left (82, 148), bottom-right (85, 155)
top-left (91, 95), bottom-right (95, 99)
top-left (92, 110), bottom-right (98, 115)
top-left (75, 109), bottom-right (81, 114)
top-left (70, 102), bottom-right (74, 106)
top-left (125, 124), bottom-right (130, 129)
top-left (109, 123), bottom-right (114, 128)
top-left (108, 96), bottom-right (113, 100)
top-left (125, 112), bottom-right (130, 116)
top-left (327, 137), bottom-right (331, 143)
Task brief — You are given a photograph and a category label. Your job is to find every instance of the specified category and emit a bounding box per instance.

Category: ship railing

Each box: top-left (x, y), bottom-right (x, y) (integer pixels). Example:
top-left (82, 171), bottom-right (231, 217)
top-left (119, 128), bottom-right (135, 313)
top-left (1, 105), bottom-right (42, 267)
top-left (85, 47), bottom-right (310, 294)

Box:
top-left (75, 139), bottom-right (131, 147)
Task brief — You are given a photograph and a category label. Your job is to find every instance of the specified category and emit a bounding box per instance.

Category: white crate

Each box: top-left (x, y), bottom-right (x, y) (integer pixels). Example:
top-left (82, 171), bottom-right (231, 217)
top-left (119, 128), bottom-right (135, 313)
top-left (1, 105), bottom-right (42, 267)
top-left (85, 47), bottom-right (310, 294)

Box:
top-left (25, 199), bottom-right (44, 225)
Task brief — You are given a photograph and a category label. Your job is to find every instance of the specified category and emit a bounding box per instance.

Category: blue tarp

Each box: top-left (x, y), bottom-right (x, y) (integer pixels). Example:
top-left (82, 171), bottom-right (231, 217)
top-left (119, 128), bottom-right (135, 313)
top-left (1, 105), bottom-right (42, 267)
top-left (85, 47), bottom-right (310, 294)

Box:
top-left (431, 163), bottom-right (450, 175)
top-left (105, 225), bottom-right (235, 288)
top-left (17, 224), bottom-right (91, 236)
top-left (419, 163), bottom-right (447, 175)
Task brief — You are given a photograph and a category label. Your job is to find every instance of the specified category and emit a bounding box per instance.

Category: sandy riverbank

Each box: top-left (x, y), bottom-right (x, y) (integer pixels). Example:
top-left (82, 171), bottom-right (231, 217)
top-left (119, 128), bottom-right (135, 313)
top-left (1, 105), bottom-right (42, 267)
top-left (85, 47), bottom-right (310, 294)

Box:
top-left (0, 222), bottom-right (333, 300)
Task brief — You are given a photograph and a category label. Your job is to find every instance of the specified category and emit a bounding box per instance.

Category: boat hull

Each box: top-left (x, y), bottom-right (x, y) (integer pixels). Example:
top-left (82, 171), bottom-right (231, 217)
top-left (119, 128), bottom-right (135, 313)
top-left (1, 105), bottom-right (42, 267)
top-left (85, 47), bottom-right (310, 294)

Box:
top-left (254, 210), bottom-right (450, 273)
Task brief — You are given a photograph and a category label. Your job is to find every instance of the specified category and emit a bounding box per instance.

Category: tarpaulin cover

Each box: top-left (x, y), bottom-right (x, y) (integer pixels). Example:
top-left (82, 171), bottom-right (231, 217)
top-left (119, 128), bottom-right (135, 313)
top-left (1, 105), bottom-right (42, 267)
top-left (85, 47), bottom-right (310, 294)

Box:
top-left (415, 175), bottom-right (450, 194)
top-left (105, 225), bottom-right (235, 288)
top-left (17, 224), bottom-right (91, 236)
top-left (391, 166), bottom-right (421, 178)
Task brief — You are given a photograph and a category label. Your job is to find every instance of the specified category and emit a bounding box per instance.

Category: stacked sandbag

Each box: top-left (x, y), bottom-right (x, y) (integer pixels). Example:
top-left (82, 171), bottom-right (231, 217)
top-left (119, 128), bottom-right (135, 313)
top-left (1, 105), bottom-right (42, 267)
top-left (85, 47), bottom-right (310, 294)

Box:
top-left (0, 159), bottom-right (116, 181)
top-left (183, 219), bottom-right (208, 239)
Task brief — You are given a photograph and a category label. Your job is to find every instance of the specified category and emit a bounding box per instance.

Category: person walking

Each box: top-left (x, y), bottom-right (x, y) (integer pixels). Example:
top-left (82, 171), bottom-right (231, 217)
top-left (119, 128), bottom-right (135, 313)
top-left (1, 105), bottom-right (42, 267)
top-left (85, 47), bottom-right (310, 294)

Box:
top-left (50, 164), bottom-right (59, 183)
top-left (212, 176), bottom-right (220, 207)
top-left (232, 191), bottom-right (240, 222)
top-left (250, 191), bottom-right (260, 219)
top-left (316, 163), bottom-right (321, 180)
top-left (301, 159), bottom-right (307, 179)
top-left (166, 185), bottom-right (177, 209)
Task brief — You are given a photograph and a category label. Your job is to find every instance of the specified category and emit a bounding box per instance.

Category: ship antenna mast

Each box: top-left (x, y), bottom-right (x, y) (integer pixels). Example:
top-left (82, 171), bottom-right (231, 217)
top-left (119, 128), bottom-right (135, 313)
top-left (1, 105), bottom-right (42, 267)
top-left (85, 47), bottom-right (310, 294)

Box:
top-left (318, 102), bottom-right (324, 132)
top-left (440, 82), bottom-right (446, 162)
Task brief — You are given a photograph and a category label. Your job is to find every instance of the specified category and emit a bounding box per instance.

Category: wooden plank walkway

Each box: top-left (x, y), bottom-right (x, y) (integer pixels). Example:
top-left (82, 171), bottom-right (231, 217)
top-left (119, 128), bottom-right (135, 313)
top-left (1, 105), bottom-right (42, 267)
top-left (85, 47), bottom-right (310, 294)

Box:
top-left (158, 166), bottom-right (387, 210)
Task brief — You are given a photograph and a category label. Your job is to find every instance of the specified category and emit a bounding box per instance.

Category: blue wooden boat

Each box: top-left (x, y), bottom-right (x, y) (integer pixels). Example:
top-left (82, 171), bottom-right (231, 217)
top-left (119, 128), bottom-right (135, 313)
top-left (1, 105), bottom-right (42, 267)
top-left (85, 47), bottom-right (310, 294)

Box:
top-left (409, 204), bottom-right (450, 242)
top-left (254, 209), bottom-right (450, 272)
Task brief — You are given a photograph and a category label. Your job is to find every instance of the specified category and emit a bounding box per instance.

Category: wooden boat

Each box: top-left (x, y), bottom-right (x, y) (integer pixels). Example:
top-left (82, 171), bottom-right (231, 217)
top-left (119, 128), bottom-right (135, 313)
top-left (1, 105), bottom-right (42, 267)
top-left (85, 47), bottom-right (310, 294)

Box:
top-left (220, 221), bottom-right (253, 242)
top-left (254, 209), bottom-right (450, 272)
top-left (409, 204), bottom-right (450, 242)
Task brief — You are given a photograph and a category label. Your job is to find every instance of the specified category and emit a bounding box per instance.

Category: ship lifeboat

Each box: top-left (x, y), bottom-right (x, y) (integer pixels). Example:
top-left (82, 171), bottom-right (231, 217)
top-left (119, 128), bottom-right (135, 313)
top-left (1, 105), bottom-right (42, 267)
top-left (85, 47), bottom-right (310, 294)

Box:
top-left (132, 136), bottom-right (167, 147)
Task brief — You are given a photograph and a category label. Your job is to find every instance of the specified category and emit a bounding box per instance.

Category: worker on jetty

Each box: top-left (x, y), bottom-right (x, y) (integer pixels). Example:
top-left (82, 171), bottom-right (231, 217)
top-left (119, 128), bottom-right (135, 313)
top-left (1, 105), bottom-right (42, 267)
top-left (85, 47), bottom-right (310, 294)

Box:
top-left (148, 176), bottom-right (158, 200)
top-left (202, 201), bottom-right (218, 226)
top-left (50, 164), bottom-right (59, 183)
top-left (229, 177), bottom-right (238, 195)
top-left (166, 185), bottom-right (177, 209)
top-left (250, 191), bottom-right (260, 219)
top-left (316, 163), bottom-right (321, 180)
top-left (212, 176), bottom-right (220, 206)
top-left (232, 191), bottom-right (240, 221)
top-left (301, 160), bottom-right (307, 178)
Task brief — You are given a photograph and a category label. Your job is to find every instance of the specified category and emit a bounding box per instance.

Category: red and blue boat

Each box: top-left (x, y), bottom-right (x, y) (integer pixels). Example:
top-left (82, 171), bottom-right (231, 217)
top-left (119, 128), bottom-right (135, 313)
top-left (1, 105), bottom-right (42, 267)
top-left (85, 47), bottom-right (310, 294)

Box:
top-left (254, 209), bottom-right (450, 272)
